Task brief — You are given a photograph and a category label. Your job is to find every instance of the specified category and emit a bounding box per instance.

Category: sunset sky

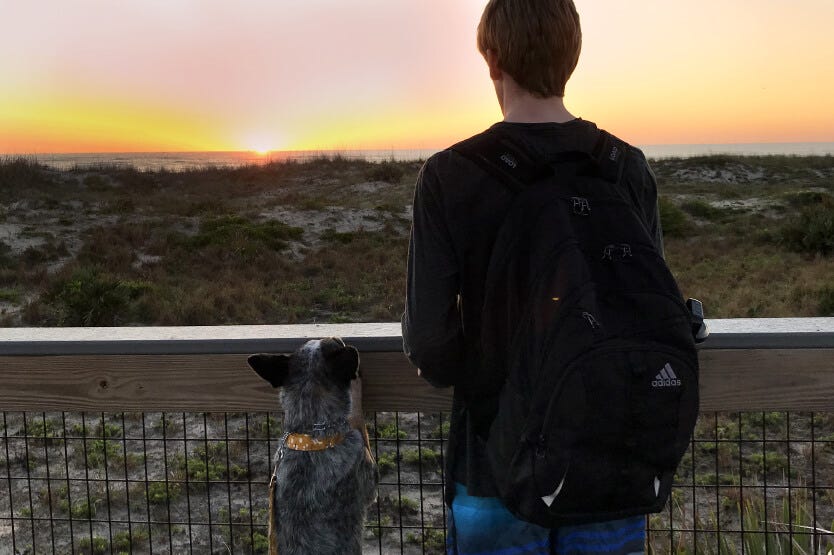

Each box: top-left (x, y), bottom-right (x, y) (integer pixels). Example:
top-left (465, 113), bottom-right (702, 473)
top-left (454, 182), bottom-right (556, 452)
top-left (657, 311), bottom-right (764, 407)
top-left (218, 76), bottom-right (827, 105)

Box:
top-left (1, 0), bottom-right (832, 154)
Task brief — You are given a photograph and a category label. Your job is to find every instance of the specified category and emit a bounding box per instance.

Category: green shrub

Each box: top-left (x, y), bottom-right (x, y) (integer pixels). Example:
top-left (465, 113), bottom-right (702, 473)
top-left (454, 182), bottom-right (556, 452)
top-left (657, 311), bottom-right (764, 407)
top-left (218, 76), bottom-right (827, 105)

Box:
top-left (743, 451), bottom-right (791, 478)
top-left (298, 197), bottom-right (328, 210)
top-left (0, 287), bottom-right (20, 303)
top-left (405, 528), bottom-right (446, 552)
top-left (189, 215), bottom-right (302, 253)
top-left (782, 190), bottom-right (834, 208)
top-left (375, 421), bottom-right (406, 440)
top-left (256, 415), bottom-right (281, 439)
top-left (71, 499), bottom-right (97, 519)
top-left (112, 529), bottom-right (148, 551)
top-left (779, 205), bottom-right (834, 255)
top-left (246, 531), bottom-right (270, 554)
top-left (82, 174), bottom-right (109, 190)
top-left (21, 240), bottom-right (69, 266)
top-left (370, 514), bottom-right (393, 538)
top-left (374, 202), bottom-right (404, 214)
top-left (0, 157), bottom-right (50, 191)
top-left (681, 199), bottom-right (726, 221)
top-left (94, 422), bottom-right (122, 438)
top-left (658, 196), bottom-right (691, 238)
top-left (77, 536), bottom-right (108, 555)
top-left (0, 240), bottom-right (15, 268)
top-left (366, 161), bottom-right (405, 183)
top-left (86, 439), bottom-right (122, 468)
top-left (179, 442), bottom-right (231, 482)
top-left (23, 418), bottom-right (61, 444)
top-left (377, 452), bottom-right (399, 474)
top-left (47, 266), bottom-right (151, 326)
top-left (694, 472), bottom-right (739, 486)
top-left (818, 286), bottom-right (834, 316)
top-left (429, 421), bottom-right (450, 439)
top-left (402, 447), bottom-right (439, 467)
top-left (398, 496), bottom-right (419, 513)
top-left (147, 481), bottom-right (182, 505)
top-left (320, 229), bottom-right (357, 244)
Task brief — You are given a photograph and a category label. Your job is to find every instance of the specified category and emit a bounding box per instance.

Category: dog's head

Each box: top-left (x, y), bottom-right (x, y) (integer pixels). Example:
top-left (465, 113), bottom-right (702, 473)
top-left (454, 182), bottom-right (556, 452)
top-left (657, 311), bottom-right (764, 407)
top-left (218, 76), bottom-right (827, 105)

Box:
top-left (248, 338), bottom-right (360, 422)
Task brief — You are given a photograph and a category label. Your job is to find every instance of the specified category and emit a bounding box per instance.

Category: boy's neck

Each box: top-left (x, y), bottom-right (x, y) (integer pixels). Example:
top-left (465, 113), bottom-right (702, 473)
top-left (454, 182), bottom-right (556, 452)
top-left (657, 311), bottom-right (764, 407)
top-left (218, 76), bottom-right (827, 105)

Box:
top-left (495, 75), bottom-right (576, 124)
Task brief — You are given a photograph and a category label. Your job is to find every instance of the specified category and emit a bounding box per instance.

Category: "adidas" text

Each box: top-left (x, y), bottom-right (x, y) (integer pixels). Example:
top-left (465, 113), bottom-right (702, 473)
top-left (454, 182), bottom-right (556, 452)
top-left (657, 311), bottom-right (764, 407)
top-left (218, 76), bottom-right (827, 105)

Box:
top-left (652, 363), bottom-right (681, 388)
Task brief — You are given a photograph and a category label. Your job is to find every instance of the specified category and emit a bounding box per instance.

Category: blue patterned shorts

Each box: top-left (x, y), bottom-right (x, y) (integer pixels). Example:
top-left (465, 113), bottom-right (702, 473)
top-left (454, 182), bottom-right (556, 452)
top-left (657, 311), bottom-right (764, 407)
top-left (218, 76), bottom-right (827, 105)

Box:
top-left (446, 483), bottom-right (645, 555)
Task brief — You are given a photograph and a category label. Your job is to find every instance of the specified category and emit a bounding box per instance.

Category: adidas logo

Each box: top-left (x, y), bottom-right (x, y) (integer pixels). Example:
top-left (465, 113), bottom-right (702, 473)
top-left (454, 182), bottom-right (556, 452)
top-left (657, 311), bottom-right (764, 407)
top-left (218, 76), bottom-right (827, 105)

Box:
top-left (652, 363), bottom-right (681, 388)
top-left (500, 153), bottom-right (518, 169)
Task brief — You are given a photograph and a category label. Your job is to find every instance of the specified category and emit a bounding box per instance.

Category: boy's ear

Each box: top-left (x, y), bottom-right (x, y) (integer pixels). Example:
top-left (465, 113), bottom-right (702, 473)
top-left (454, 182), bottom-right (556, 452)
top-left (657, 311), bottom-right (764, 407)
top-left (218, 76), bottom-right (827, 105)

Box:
top-left (247, 354), bottom-right (291, 388)
top-left (326, 346), bottom-right (360, 388)
top-left (485, 49), bottom-right (503, 81)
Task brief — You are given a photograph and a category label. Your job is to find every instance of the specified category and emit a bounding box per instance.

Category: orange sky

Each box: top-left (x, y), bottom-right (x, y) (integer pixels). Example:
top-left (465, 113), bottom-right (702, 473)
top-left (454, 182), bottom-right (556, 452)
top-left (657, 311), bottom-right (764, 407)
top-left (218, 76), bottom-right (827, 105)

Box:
top-left (1, 0), bottom-right (832, 154)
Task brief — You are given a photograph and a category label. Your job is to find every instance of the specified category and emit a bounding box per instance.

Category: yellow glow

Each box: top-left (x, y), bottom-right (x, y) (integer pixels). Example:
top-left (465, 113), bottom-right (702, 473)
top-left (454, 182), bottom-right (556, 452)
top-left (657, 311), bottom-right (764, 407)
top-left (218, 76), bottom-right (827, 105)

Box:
top-left (288, 93), bottom-right (498, 151)
top-left (0, 91), bottom-right (231, 153)
top-left (1, 1), bottom-right (832, 153)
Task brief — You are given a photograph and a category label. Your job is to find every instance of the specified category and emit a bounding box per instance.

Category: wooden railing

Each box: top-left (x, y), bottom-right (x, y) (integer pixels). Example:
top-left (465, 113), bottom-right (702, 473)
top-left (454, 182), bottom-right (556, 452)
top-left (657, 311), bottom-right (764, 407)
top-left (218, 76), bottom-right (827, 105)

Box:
top-left (2, 318), bottom-right (834, 413)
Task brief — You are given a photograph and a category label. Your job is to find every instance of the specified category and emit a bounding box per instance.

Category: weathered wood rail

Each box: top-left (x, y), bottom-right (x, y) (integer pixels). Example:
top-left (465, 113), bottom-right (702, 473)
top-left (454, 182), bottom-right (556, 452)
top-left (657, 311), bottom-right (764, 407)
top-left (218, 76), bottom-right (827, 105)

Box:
top-left (1, 319), bottom-right (834, 413)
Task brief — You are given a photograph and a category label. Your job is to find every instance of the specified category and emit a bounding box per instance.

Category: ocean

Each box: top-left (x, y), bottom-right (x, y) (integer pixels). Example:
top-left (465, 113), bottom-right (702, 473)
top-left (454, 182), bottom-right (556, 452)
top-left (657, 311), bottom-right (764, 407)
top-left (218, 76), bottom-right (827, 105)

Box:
top-left (5, 143), bottom-right (834, 172)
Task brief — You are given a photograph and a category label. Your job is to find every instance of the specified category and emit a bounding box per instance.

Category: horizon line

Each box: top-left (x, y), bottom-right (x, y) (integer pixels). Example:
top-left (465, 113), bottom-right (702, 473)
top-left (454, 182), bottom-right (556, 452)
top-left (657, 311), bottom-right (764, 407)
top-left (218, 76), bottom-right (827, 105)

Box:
top-left (3, 140), bottom-right (834, 157)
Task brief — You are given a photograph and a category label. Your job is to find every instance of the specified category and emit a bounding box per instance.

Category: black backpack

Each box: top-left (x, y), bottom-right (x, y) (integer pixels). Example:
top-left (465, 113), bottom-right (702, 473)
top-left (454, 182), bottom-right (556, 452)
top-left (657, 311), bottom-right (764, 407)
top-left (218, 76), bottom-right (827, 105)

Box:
top-left (452, 128), bottom-right (703, 527)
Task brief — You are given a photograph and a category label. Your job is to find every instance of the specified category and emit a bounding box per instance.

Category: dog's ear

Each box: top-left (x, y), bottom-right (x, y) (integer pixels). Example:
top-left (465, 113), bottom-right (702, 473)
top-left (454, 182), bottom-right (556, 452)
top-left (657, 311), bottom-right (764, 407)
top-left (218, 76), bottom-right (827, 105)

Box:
top-left (247, 354), bottom-right (291, 388)
top-left (325, 345), bottom-right (360, 388)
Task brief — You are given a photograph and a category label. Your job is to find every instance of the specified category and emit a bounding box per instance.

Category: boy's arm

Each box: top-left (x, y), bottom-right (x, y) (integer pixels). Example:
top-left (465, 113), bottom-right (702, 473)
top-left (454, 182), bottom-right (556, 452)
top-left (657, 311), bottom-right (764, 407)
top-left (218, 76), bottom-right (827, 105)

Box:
top-left (645, 161), bottom-right (665, 258)
top-left (401, 157), bottom-right (464, 388)
top-left (626, 147), bottom-right (665, 258)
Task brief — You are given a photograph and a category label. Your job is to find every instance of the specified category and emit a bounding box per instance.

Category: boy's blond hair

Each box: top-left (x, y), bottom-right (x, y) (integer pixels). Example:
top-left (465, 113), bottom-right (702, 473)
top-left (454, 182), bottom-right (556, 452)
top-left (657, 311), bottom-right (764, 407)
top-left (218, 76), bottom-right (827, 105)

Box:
top-left (477, 0), bottom-right (582, 98)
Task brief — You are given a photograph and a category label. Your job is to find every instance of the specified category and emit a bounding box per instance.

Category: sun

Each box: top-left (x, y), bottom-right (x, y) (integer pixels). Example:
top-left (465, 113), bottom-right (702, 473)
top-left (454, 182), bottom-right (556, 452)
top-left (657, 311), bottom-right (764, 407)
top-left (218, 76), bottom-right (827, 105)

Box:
top-left (249, 145), bottom-right (271, 156)
top-left (242, 131), bottom-right (285, 155)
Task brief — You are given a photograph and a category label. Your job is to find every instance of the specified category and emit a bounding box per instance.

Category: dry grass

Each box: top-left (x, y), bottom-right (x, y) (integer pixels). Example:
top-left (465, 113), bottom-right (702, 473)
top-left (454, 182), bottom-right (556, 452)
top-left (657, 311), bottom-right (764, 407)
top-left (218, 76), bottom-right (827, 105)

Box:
top-left (2, 154), bottom-right (834, 326)
top-left (0, 156), bottom-right (414, 326)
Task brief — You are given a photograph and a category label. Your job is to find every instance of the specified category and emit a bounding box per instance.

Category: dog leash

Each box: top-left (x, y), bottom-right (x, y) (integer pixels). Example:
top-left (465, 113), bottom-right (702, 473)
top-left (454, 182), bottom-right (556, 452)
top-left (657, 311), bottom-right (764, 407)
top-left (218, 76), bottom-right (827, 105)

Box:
top-left (268, 461), bottom-right (279, 555)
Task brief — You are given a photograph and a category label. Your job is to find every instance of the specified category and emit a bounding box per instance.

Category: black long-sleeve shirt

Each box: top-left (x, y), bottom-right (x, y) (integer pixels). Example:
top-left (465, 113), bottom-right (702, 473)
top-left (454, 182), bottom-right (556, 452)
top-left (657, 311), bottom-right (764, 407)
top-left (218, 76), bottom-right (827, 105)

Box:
top-left (402, 119), bottom-right (663, 500)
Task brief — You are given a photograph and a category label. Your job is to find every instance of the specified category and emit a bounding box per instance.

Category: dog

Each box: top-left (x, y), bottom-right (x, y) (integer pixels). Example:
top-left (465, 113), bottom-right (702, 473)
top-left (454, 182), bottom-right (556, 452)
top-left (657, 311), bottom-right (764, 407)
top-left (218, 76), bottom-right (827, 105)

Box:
top-left (248, 337), bottom-right (378, 555)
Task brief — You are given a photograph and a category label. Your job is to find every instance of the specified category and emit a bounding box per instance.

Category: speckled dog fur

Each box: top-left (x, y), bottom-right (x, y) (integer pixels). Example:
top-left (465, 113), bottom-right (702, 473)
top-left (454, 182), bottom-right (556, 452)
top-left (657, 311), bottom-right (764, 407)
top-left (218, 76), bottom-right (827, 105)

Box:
top-left (248, 338), bottom-right (378, 555)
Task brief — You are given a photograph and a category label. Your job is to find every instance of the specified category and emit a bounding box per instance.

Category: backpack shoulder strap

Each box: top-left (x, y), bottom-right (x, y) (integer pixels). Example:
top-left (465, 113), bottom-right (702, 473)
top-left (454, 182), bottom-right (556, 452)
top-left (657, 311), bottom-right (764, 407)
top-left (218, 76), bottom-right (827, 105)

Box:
top-left (449, 129), bottom-right (552, 192)
top-left (450, 127), bottom-right (629, 192)
top-left (588, 130), bottom-right (629, 184)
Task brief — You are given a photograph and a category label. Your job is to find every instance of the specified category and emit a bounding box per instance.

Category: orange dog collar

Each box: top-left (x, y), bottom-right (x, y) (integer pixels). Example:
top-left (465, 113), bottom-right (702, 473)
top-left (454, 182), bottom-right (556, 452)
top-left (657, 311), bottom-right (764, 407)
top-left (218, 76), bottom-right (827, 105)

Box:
top-left (284, 432), bottom-right (345, 451)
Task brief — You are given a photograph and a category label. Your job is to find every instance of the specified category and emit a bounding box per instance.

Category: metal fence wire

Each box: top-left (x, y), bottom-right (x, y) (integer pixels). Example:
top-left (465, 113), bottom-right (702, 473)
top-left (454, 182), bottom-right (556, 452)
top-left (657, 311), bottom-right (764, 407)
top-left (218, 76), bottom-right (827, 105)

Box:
top-left (1, 411), bottom-right (833, 555)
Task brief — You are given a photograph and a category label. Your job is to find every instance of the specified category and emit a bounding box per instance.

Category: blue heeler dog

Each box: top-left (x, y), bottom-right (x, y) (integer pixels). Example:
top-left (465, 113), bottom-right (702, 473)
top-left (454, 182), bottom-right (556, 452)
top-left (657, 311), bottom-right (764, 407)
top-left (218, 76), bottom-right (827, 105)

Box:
top-left (248, 337), bottom-right (378, 554)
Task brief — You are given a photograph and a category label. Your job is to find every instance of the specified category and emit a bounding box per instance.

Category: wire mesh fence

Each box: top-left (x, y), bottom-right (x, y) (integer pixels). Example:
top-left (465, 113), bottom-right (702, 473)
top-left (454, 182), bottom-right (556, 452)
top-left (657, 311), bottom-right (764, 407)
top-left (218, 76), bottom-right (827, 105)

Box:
top-left (2, 411), bottom-right (833, 554)
top-left (650, 412), bottom-right (834, 555)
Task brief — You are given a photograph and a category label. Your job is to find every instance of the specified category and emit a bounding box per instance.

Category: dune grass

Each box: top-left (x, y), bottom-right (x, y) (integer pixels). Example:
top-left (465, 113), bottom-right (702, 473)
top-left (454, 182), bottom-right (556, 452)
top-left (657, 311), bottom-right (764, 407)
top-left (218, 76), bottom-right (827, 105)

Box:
top-left (2, 154), bottom-right (834, 324)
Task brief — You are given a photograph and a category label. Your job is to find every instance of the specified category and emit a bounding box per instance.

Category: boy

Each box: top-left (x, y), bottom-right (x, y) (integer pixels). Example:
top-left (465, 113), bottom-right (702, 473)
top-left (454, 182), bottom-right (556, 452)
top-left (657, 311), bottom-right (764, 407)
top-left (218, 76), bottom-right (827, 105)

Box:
top-left (402, 1), bottom-right (661, 553)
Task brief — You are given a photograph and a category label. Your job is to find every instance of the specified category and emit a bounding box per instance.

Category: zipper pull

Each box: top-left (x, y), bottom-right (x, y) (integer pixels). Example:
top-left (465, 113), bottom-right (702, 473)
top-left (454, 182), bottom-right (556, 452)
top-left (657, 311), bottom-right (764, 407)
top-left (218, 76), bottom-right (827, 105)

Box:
top-left (581, 311), bottom-right (601, 331)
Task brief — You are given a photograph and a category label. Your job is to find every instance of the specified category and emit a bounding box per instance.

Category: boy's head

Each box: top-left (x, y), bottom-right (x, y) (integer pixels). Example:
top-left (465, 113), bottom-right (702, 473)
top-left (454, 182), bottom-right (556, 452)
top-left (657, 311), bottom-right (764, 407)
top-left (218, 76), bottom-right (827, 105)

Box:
top-left (477, 0), bottom-right (582, 98)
